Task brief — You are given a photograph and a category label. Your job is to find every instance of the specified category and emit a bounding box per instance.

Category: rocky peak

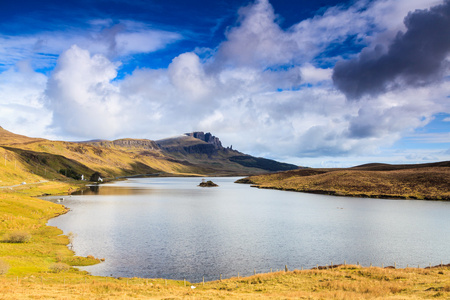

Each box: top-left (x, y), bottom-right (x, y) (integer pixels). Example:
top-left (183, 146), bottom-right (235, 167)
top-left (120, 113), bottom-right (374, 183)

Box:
top-left (185, 132), bottom-right (223, 149)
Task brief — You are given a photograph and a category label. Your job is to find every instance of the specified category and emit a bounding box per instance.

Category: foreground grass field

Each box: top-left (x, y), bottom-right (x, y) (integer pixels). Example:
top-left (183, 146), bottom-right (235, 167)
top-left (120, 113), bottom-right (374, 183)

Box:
top-left (0, 264), bottom-right (449, 299)
top-left (0, 173), bottom-right (449, 298)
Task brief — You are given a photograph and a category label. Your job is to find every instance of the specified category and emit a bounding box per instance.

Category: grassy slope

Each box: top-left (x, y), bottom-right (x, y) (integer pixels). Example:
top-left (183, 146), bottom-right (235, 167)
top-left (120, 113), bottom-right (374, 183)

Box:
top-left (241, 163), bottom-right (450, 200)
top-left (0, 129), bottom-right (206, 183)
top-left (1, 127), bottom-right (297, 178)
top-left (0, 181), bottom-right (101, 277)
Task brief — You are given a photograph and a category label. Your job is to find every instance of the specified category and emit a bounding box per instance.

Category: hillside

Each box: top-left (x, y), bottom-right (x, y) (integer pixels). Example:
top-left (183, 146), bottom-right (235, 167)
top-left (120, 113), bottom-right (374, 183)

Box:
top-left (0, 126), bottom-right (45, 146)
top-left (238, 162), bottom-right (450, 200)
top-left (0, 129), bottom-right (200, 186)
top-left (0, 128), bottom-right (298, 185)
top-left (156, 132), bottom-right (299, 175)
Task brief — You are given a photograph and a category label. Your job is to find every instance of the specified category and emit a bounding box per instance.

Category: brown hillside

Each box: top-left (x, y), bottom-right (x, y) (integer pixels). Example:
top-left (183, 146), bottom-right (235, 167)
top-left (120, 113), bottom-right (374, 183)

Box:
top-left (241, 163), bottom-right (450, 200)
top-left (0, 127), bottom-right (46, 146)
top-left (351, 161), bottom-right (450, 171)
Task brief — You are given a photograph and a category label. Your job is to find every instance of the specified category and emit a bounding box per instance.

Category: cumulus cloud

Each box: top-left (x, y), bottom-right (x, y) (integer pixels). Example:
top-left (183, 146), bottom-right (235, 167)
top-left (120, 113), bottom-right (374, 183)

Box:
top-left (216, 0), bottom-right (298, 68)
top-left (333, 0), bottom-right (450, 99)
top-left (168, 52), bottom-right (214, 101)
top-left (45, 45), bottom-right (124, 138)
top-left (2, 0), bottom-right (450, 166)
top-left (0, 61), bottom-right (51, 137)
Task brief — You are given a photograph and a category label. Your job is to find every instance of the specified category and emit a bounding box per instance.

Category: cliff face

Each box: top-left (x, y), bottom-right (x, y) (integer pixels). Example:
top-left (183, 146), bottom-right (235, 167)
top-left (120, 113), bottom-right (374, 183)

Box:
top-left (90, 139), bottom-right (159, 150)
top-left (112, 139), bottom-right (159, 150)
top-left (185, 132), bottom-right (223, 149)
top-left (156, 132), bottom-right (236, 157)
top-left (156, 132), bottom-right (298, 173)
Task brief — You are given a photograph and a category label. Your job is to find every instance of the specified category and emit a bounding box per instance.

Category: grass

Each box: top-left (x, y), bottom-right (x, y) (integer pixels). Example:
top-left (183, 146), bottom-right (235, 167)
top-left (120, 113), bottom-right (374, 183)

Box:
top-left (0, 182), bottom-right (100, 277)
top-left (0, 265), bottom-right (449, 299)
top-left (0, 180), bottom-right (449, 299)
top-left (0, 127), bottom-right (207, 183)
top-left (242, 165), bottom-right (450, 200)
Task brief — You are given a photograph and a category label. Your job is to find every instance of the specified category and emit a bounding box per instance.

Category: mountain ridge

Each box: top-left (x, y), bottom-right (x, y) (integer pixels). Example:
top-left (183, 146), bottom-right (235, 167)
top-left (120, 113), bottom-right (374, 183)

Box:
top-left (0, 127), bottom-right (299, 185)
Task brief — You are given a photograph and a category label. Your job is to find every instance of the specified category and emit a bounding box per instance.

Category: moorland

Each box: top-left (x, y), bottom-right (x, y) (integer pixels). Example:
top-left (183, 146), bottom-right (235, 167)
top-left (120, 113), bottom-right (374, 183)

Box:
top-left (237, 162), bottom-right (450, 200)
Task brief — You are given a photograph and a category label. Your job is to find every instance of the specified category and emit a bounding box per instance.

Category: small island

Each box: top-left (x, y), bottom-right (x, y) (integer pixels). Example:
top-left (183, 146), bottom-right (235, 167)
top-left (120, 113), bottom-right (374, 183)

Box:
top-left (198, 180), bottom-right (218, 187)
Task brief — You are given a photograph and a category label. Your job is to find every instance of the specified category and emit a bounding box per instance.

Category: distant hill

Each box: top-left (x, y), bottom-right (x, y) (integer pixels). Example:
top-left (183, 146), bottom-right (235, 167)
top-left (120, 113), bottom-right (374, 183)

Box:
top-left (239, 162), bottom-right (450, 200)
top-left (350, 161), bottom-right (450, 171)
top-left (228, 155), bottom-right (299, 172)
top-left (0, 126), bottom-right (46, 145)
top-left (156, 132), bottom-right (299, 174)
top-left (0, 127), bottom-right (298, 185)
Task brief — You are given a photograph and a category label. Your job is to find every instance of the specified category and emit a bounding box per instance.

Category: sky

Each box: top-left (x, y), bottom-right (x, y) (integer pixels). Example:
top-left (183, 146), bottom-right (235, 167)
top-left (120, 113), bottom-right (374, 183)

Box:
top-left (0, 0), bottom-right (449, 167)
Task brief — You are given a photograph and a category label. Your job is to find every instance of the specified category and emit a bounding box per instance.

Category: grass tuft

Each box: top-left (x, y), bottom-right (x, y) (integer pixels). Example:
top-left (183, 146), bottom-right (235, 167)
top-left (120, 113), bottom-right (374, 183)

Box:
top-left (49, 262), bottom-right (70, 273)
top-left (1, 230), bottom-right (31, 243)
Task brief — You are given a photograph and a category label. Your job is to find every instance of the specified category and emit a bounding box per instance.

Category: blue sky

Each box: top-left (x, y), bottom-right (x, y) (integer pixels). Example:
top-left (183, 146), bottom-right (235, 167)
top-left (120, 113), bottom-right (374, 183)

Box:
top-left (0, 0), bottom-right (449, 167)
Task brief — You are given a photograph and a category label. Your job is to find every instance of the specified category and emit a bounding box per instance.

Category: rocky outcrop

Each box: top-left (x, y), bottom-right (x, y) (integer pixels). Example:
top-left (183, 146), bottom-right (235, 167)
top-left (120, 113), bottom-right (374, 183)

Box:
top-left (91, 139), bottom-right (159, 150)
top-left (185, 132), bottom-right (223, 149)
top-left (198, 180), bottom-right (218, 187)
top-left (112, 139), bottom-right (158, 150)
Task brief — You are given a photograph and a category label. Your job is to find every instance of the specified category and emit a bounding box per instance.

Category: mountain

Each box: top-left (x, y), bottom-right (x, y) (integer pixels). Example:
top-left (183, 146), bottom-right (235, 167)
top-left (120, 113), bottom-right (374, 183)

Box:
top-left (0, 127), bottom-right (298, 185)
top-left (156, 132), bottom-right (230, 156)
top-left (156, 132), bottom-right (299, 174)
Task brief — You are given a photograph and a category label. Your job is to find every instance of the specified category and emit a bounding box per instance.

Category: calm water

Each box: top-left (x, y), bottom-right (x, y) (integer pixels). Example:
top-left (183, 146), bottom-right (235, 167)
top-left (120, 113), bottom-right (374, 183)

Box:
top-left (45, 177), bottom-right (450, 282)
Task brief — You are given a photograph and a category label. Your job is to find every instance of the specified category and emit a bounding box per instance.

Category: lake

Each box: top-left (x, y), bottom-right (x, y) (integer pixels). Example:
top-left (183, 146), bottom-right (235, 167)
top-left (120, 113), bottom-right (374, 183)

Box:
top-left (45, 177), bottom-right (450, 282)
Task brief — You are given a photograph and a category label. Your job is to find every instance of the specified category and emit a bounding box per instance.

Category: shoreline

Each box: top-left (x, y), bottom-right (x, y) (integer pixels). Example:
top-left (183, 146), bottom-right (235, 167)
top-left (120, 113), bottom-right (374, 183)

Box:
top-left (50, 177), bottom-right (449, 281)
top-left (236, 166), bottom-right (450, 201)
top-left (1, 179), bottom-right (450, 298)
top-left (248, 184), bottom-right (450, 201)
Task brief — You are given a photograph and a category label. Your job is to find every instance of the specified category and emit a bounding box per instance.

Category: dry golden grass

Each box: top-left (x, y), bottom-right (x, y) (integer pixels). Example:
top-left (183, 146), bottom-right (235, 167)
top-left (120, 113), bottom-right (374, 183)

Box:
top-left (1, 126), bottom-right (208, 182)
top-left (0, 127), bottom-right (45, 146)
top-left (245, 166), bottom-right (450, 200)
top-left (0, 265), bottom-right (449, 299)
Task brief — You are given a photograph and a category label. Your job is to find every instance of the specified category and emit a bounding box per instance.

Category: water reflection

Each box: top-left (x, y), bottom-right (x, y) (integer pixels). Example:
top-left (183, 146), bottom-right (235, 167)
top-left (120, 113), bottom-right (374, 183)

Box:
top-left (72, 185), bottom-right (155, 195)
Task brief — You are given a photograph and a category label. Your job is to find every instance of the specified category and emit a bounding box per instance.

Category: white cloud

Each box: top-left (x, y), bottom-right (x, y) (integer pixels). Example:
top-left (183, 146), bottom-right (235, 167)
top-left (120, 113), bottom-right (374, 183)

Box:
top-left (45, 45), bottom-right (124, 138)
top-left (1, 0), bottom-right (449, 167)
top-left (0, 20), bottom-right (182, 71)
top-left (300, 64), bottom-right (332, 83)
top-left (0, 61), bottom-right (51, 137)
top-left (216, 0), bottom-right (298, 68)
top-left (168, 52), bottom-right (214, 101)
